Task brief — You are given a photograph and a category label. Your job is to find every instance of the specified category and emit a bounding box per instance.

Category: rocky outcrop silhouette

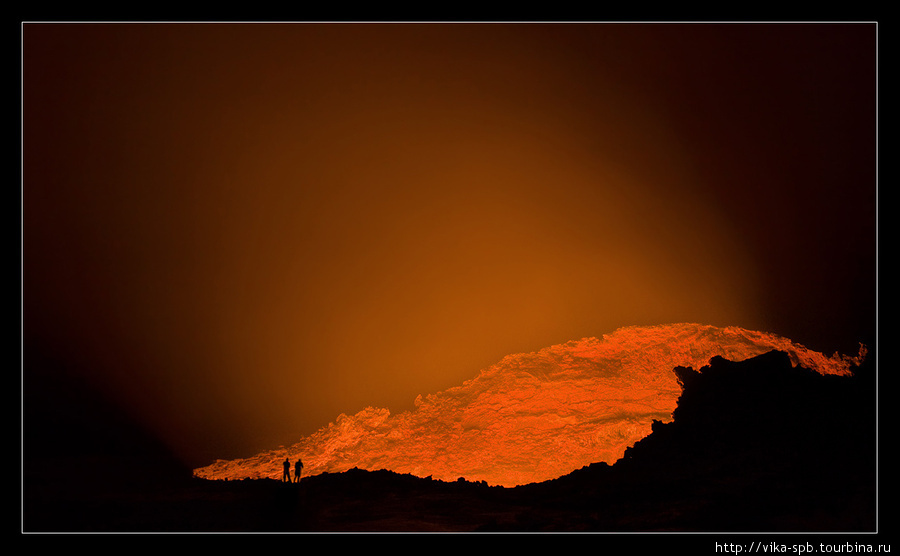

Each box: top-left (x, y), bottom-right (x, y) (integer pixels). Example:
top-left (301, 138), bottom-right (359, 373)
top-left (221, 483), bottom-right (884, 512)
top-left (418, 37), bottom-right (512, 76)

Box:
top-left (23, 349), bottom-right (877, 532)
top-left (518, 349), bottom-right (876, 531)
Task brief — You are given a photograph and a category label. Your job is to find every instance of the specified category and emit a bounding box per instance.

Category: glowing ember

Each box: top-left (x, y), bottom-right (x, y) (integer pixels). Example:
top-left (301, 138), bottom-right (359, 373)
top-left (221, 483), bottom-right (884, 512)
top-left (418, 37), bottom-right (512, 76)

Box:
top-left (193, 323), bottom-right (865, 487)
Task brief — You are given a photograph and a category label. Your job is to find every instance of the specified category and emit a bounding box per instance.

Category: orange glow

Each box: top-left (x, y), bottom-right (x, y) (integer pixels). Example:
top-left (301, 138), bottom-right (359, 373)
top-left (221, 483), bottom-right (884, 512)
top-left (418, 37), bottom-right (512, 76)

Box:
top-left (193, 323), bottom-right (864, 487)
top-left (23, 24), bottom-right (876, 479)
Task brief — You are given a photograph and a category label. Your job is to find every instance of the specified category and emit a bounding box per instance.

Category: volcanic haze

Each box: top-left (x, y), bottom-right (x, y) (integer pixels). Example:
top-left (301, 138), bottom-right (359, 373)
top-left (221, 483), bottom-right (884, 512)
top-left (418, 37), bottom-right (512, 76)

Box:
top-left (194, 323), bottom-right (865, 487)
top-left (24, 24), bottom-right (876, 475)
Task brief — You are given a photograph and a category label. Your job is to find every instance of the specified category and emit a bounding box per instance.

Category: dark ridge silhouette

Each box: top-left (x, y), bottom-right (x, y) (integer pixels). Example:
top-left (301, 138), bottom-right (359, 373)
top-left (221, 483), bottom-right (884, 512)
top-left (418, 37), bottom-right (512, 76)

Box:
top-left (22, 349), bottom-right (877, 532)
top-left (514, 349), bottom-right (877, 532)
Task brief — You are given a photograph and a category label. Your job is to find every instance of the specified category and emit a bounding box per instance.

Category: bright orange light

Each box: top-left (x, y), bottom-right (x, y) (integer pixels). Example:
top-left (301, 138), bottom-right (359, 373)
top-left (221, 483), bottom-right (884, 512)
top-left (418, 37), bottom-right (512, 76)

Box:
top-left (193, 323), bottom-right (864, 487)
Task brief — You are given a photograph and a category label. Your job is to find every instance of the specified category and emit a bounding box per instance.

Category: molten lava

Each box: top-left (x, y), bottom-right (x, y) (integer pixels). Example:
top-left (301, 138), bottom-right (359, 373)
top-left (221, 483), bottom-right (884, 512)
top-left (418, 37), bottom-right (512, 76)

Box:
top-left (193, 323), bottom-right (865, 487)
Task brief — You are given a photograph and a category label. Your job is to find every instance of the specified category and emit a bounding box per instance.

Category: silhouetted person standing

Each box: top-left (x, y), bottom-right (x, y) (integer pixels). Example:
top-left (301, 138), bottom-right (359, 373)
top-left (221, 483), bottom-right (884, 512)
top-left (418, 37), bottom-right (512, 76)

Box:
top-left (294, 458), bottom-right (303, 483)
top-left (282, 457), bottom-right (291, 482)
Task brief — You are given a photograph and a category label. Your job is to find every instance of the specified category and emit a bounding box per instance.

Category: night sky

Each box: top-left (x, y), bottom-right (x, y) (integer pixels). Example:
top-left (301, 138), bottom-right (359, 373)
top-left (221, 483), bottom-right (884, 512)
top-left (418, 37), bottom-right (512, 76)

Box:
top-left (22, 23), bottom-right (877, 470)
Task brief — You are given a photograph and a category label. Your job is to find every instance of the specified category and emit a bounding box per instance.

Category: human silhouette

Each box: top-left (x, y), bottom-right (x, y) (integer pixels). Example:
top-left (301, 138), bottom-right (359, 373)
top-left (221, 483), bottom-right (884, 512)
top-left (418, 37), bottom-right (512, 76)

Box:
top-left (294, 458), bottom-right (304, 483)
top-left (282, 457), bottom-right (291, 482)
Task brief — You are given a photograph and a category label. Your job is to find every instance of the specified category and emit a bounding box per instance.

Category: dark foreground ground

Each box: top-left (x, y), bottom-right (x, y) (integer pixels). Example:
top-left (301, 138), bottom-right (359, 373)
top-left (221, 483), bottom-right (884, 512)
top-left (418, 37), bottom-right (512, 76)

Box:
top-left (22, 350), bottom-right (885, 535)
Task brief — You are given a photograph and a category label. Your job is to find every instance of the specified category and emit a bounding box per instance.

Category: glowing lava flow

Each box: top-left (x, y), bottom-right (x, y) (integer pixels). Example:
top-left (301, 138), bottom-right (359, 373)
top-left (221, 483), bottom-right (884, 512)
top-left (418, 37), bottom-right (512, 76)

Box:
top-left (193, 323), bottom-right (865, 487)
